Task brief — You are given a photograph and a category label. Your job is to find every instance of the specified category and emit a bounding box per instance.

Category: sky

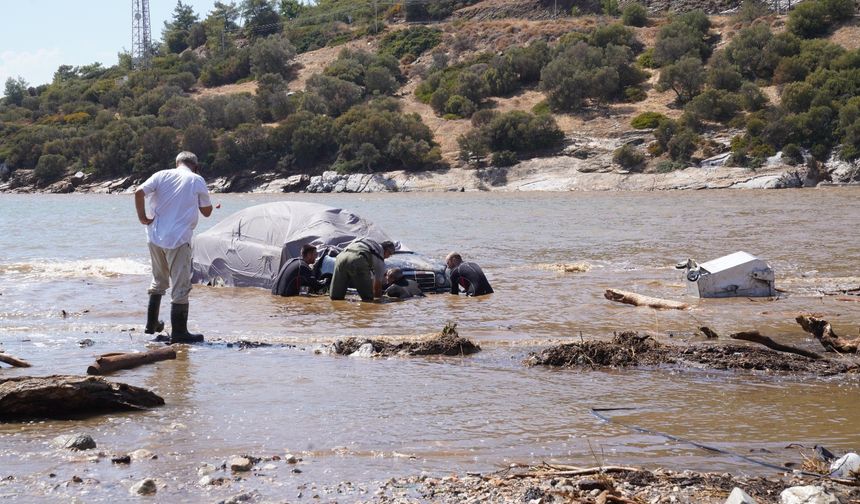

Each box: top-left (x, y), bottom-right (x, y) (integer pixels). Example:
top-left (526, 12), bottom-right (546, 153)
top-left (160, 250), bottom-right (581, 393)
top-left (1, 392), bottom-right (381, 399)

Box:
top-left (0, 0), bottom-right (221, 88)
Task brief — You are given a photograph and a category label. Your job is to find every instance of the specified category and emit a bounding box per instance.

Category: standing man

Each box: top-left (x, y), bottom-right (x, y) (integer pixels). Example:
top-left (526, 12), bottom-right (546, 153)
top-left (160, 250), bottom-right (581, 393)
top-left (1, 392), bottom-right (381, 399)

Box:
top-left (271, 243), bottom-right (326, 296)
top-left (135, 151), bottom-right (213, 344)
top-left (446, 252), bottom-right (494, 297)
top-left (329, 238), bottom-right (395, 301)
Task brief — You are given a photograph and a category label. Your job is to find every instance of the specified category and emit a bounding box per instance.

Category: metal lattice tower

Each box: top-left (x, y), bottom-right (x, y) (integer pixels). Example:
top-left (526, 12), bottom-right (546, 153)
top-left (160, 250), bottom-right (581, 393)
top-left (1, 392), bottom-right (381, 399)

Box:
top-left (132, 0), bottom-right (152, 68)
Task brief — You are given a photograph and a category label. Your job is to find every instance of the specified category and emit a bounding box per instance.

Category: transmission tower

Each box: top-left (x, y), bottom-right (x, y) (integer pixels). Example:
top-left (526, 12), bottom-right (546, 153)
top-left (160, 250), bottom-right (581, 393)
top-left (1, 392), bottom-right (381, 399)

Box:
top-left (132, 0), bottom-right (152, 68)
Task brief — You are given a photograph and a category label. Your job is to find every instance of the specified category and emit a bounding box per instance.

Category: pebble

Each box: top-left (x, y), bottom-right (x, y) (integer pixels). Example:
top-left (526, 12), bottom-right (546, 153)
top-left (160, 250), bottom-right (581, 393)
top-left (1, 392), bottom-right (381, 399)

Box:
top-left (52, 434), bottom-right (96, 451)
top-left (285, 454), bottom-right (298, 464)
top-left (229, 457), bottom-right (253, 472)
top-left (111, 455), bottom-right (131, 464)
top-left (129, 478), bottom-right (156, 495)
top-left (197, 463), bottom-right (217, 476)
top-left (129, 449), bottom-right (155, 461)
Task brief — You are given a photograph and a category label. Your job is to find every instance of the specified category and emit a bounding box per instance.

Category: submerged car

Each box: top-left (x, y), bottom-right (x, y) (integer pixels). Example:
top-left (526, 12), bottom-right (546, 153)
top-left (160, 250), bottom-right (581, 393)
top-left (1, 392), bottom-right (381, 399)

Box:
top-left (191, 201), bottom-right (450, 293)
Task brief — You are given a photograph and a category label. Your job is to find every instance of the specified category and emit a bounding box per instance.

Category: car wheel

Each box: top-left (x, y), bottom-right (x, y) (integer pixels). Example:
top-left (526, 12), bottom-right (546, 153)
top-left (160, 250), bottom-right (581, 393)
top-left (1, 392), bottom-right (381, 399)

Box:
top-left (209, 259), bottom-right (233, 287)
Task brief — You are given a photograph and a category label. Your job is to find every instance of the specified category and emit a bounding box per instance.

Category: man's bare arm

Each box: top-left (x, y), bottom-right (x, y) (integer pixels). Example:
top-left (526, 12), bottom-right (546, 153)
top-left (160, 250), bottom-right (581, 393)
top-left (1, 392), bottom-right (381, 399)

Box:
top-left (135, 189), bottom-right (153, 225)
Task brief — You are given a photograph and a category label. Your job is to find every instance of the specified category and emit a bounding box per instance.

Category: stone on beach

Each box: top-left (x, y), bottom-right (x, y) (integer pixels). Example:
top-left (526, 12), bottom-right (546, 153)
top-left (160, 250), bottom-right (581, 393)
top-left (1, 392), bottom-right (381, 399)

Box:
top-left (780, 486), bottom-right (838, 504)
top-left (725, 487), bottom-right (757, 504)
top-left (129, 478), bottom-right (157, 495)
top-left (229, 456), bottom-right (253, 472)
top-left (51, 434), bottom-right (96, 451)
top-left (828, 452), bottom-right (860, 478)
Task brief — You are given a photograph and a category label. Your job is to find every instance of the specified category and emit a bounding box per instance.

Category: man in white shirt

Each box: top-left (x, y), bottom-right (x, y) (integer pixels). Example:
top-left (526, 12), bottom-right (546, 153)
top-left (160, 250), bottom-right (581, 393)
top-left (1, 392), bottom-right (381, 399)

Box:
top-left (135, 151), bottom-right (213, 344)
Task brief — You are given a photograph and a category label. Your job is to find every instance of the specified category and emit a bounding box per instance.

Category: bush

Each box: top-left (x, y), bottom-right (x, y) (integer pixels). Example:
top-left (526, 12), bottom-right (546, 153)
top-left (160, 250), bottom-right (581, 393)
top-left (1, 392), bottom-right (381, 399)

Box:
top-left (199, 94), bottom-right (257, 130)
top-left (622, 3), bottom-right (648, 27)
top-left (631, 112), bottom-right (667, 129)
top-left (34, 154), bottom-right (67, 185)
top-left (739, 81), bottom-right (768, 111)
top-left (685, 89), bottom-right (741, 123)
top-left (444, 95), bottom-right (477, 118)
top-left (134, 126), bottom-right (179, 175)
top-left (379, 26), bottom-right (442, 59)
top-left (484, 111), bottom-right (564, 153)
top-left (540, 41), bottom-right (644, 111)
top-left (250, 34), bottom-right (297, 79)
top-left (624, 86), bottom-right (647, 102)
top-left (491, 150), bottom-right (518, 167)
top-left (637, 48), bottom-right (658, 69)
top-left (655, 160), bottom-right (686, 172)
top-left (613, 144), bottom-right (645, 170)
top-left (589, 24), bottom-right (638, 49)
top-left (199, 50), bottom-right (251, 87)
top-left (305, 74), bottom-right (364, 117)
top-left (667, 129), bottom-right (698, 161)
top-left (158, 96), bottom-right (204, 129)
top-left (781, 82), bottom-right (815, 113)
top-left (782, 143), bottom-right (804, 164)
top-left (734, 0), bottom-right (769, 24)
top-left (531, 100), bottom-right (550, 115)
top-left (653, 12), bottom-right (711, 66)
top-left (707, 52), bottom-right (742, 92)
top-left (787, 0), bottom-right (853, 38)
top-left (182, 125), bottom-right (215, 164)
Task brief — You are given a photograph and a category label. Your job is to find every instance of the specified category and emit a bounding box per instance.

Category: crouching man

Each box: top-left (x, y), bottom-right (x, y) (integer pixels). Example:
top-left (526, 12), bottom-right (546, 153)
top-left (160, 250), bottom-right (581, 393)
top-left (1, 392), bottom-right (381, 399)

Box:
top-left (446, 252), bottom-right (494, 297)
top-left (135, 151), bottom-right (213, 344)
top-left (384, 268), bottom-right (424, 299)
top-left (272, 244), bottom-right (327, 296)
top-left (329, 238), bottom-right (395, 301)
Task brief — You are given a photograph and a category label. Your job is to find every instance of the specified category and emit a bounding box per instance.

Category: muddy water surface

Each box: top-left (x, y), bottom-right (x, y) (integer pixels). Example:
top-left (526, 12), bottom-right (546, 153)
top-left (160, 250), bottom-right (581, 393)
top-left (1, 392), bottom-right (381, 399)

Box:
top-left (1, 189), bottom-right (859, 501)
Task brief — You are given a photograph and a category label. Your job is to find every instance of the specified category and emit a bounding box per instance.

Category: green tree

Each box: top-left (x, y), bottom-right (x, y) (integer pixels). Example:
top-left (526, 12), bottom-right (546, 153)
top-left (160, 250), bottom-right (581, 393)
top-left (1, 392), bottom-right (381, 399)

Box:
top-left (163, 1), bottom-right (200, 53)
top-left (3, 76), bottom-right (29, 106)
top-left (658, 56), bottom-right (705, 103)
top-left (34, 154), bottom-right (68, 186)
top-left (241, 0), bottom-right (281, 38)
top-left (622, 3), bottom-right (648, 27)
top-left (278, 0), bottom-right (302, 18)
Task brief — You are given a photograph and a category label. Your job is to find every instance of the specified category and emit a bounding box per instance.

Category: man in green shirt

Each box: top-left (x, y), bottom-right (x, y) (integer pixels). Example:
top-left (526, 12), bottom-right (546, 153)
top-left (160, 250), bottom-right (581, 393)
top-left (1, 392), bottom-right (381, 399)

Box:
top-left (329, 238), bottom-right (396, 301)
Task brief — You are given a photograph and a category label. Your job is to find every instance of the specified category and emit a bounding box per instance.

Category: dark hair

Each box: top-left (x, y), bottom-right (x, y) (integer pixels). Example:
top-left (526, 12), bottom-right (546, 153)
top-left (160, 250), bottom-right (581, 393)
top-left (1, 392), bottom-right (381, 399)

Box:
top-left (301, 244), bottom-right (317, 257)
top-left (381, 240), bottom-right (396, 254)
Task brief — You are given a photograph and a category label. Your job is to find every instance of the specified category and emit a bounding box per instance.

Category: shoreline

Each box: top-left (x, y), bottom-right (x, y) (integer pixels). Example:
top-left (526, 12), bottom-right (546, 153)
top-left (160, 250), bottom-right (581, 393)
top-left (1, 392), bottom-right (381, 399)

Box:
top-left (2, 159), bottom-right (859, 195)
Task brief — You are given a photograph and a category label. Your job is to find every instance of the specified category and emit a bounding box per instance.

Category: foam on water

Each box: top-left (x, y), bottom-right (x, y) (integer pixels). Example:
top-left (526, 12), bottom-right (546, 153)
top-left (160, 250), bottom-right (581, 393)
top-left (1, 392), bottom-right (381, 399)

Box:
top-left (0, 257), bottom-right (149, 280)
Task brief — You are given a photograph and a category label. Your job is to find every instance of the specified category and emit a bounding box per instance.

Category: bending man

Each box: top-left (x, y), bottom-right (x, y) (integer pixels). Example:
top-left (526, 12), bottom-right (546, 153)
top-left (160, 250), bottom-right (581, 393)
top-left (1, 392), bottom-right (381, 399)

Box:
top-left (446, 252), bottom-right (494, 297)
top-left (135, 151), bottom-right (212, 344)
top-left (329, 238), bottom-right (395, 301)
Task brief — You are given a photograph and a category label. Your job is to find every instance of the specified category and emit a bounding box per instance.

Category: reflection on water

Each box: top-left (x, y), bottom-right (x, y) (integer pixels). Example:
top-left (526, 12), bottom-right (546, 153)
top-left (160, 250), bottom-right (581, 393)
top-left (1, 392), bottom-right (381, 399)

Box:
top-left (1, 189), bottom-right (859, 500)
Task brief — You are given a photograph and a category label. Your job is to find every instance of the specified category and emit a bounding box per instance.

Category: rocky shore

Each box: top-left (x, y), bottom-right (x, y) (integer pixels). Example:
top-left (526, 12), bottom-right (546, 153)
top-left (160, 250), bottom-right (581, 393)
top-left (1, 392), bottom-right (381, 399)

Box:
top-left (2, 142), bottom-right (859, 195)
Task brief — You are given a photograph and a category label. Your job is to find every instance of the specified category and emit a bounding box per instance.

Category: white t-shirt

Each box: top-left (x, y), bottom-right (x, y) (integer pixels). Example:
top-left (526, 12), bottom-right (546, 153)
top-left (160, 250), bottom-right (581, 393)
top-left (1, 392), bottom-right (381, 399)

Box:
top-left (139, 164), bottom-right (211, 249)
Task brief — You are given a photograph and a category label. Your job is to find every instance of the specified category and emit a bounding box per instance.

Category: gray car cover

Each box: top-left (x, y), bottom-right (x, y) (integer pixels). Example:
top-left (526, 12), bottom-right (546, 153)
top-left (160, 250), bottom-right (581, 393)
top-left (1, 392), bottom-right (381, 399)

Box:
top-left (192, 201), bottom-right (393, 288)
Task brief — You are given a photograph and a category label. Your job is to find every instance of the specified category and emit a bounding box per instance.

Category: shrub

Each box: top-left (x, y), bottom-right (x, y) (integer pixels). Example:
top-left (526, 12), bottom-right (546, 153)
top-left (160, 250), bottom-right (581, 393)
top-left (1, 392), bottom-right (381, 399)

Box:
top-left (787, 0), bottom-right (853, 38)
top-left (305, 74), bottom-right (364, 117)
top-left (158, 96), bottom-right (204, 129)
top-left (631, 112), bottom-right (667, 129)
top-left (444, 95), bottom-right (477, 118)
top-left (471, 109), bottom-right (498, 127)
top-left (199, 50), bottom-right (251, 87)
top-left (250, 34), bottom-right (297, 79)
top-left (739, 82), bottom-right (768, 111)
top-left (685, 89), bottom-right (741, 123)
top-left (34, 154), bottom-right (67, 185)
top-left (491, 150), bottom-right (518, 167)
top-left (182, 125), bottom-right (215, 164)
top-left (484, 111), bottom-right (564, 153)
top-left (707, 52), bottom-right (742, 92)
top-left (781, 82), bottom-right (815, 113)
top-left (624, 86), bottom-right (647, 102)
top-left (200, 94), bottom-right (257, 130)
top-left (134, 126), bottom-right (179, 175)
top-left (541, 41), bottom-right (644, 111)
top-left (602, 0), bottom-right (620, 16)
top-left (667, 129), bottom-right (698, 161)
top-left (613, 144), bottom-right (645, 170)
top-left (531, 100), bottom-right (550, 115)
top-left (379, 26), bottom-right (442, 59)
top-left (782, 143), bottom-right (804, 164)
top-left (636, 48), bottom-right (657, 69)
top-left (734, 0), bottom-right (769, 24)
top-left (213, 123), bottom-right (273, 174)
top-left (622, 3), bottom-right (648, 27)
top-left (589, 24), bottom-right (638, 49)
top-left (653, 12), bottom-right (711, 66)
top-left (255, 73), bottom-right (294, 122)
top-left (655, 160), bottom-right (686, 172)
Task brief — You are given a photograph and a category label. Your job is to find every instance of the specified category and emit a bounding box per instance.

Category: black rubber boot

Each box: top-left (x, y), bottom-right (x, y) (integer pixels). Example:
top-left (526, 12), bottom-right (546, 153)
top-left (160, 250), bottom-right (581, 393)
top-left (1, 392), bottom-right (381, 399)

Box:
top-left (169, 303), bottom-right (204, 344)
top-left (144, 294), bottom-right (164, 335)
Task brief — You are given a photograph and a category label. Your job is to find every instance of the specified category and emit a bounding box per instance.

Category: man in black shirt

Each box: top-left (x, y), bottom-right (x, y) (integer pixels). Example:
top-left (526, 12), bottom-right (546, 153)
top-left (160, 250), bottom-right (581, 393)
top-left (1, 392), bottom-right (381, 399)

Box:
top-left (272, 244), bottom-right (326, 296)
top-left (446, 252), bottom-right (494, 297)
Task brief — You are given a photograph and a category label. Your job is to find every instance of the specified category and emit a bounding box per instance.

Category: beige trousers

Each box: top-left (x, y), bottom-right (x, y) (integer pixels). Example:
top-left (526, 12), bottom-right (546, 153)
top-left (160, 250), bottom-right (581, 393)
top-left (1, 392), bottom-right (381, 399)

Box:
top-left (147, 242), bottom-right (193, 304)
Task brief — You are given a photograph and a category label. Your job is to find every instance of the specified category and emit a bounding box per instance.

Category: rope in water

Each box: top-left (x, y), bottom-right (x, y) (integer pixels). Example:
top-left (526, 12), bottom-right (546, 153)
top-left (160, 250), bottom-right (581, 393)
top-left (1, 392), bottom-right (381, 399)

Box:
top-left (589, 407), bottom-right (825, 478)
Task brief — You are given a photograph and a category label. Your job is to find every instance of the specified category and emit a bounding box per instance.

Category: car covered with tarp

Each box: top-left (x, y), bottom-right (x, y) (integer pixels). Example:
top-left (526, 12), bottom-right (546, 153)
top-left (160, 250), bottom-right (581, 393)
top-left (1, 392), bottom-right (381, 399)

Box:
top-left (191, 201), bottom-right (450, 292)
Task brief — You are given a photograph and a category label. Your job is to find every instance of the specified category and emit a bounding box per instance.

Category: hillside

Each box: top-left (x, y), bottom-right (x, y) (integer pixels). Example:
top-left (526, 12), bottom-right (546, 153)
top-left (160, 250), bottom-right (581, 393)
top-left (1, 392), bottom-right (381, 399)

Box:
top-left (1, 0), bottom-right (860, 193)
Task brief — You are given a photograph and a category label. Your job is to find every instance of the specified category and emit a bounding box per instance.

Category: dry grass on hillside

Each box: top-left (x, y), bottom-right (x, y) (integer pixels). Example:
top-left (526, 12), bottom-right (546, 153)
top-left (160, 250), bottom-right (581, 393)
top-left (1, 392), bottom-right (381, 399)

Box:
top-left (829, 18), bottom-right (860, 50)
top-left (193, 80), bottom-right (258, 98)
top-left (288, 38), bottom-right (380, 92)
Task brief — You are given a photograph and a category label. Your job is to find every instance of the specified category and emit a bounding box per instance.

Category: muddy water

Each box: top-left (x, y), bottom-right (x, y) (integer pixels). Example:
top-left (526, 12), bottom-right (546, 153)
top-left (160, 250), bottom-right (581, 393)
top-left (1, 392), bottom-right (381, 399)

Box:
top-left (1, 189), bottom-right (859, 501)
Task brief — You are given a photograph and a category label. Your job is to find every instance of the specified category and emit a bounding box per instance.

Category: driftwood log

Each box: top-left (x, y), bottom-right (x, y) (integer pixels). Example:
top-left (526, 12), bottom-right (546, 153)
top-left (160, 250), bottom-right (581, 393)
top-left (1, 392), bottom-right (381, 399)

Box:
top-left (729, 331), bottom-right (824, 360)
top-left (0, 352), bottom-right (31, 368)
top-left (86, 347), bottom-right (176, 375)
top-left (604, 289), bottom-right (689, 310)
top-left (0, 375), bottom-right (164, 420)
top-left (796, 315), bottom-right (860, 353)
